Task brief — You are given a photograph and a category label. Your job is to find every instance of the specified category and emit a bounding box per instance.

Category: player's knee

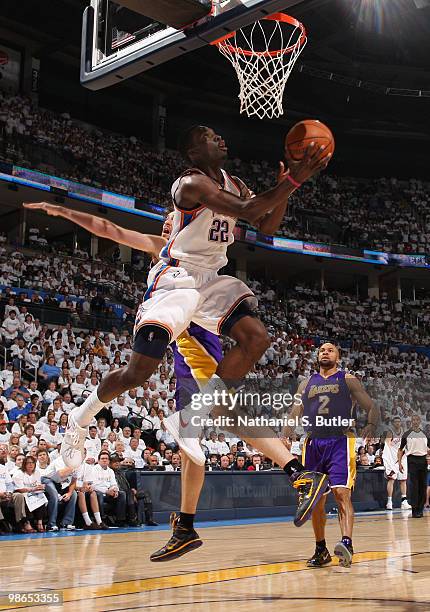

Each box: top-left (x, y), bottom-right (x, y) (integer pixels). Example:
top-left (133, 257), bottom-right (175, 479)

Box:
top-left (333, 488), bottom-right (351, 505)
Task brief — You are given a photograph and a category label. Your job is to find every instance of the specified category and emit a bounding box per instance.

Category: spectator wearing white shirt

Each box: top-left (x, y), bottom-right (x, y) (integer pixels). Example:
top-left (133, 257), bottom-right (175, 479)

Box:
top-left (76, 454), bottom-right (108, 530)
top-left (111, 396), bottom-right (130, 422)
top-left (124, 438), bottom-right (144, 468)
top-left (84, 426), bottom-right (102, 462)
top-left (13, 455), bottom-right (47, 532)
top-left (0, 421), bottom-right (11, 444)
top-left (0, 461), bottom-right (27, 531)
top-left (93, 451), bottom-right (126, 526)
top-left (27, 381), bottom-right (42, 402)
top-left (43, 382), bottom-right (59, 405)
top-left (120, 426), bottom-right (133, 447)
top-left (1, 311), bottom-right (20, 345)
top-left (43, 421), bottom-right (63, 453)
top-left (130, 428), bottom-right (146, 452)
top-left (19, 425), bottom-right (39, 453)
top-left (70, 374), bottom-right (87, 399)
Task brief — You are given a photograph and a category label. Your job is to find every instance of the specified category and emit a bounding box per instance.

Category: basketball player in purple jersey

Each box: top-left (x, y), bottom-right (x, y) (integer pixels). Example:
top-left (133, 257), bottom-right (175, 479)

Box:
top-left (286, 343), bottom-right (380, 567)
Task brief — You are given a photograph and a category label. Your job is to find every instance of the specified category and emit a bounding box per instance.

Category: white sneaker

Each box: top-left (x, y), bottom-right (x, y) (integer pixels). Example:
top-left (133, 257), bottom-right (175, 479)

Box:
top-left (386, 500), bottom-right (393, 510)
top-left (60, 413), bottom-right (88, 469)
top-left (401, 500), bottom-right (412, 510)
top-left (163, 410), bottom-right (206, 466)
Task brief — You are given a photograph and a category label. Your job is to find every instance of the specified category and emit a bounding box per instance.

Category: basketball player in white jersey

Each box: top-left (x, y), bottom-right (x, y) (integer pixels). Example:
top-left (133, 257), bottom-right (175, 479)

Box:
top-left (52, 124), bottom-right (332, 543)
top-left (382, 416), bottom-right (411, 510)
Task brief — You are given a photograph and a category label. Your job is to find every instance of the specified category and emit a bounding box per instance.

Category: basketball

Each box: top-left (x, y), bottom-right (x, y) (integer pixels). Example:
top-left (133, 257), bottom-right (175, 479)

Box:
top-left (285, 119), bottom-right (335, 161)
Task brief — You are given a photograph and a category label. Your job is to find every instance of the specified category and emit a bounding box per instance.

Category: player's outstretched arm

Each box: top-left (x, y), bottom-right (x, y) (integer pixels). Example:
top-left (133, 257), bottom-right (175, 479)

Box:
top-left (345, 374), bottom-right (380, 437)
top-left (176, 143), bottom-right (330, 225)
top-left (23, 202), bottom-right (166, 257)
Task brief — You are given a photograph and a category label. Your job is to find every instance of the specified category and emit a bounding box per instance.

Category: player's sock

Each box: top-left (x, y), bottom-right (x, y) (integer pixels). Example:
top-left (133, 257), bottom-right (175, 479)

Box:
top-left (178, 512), bottom-right (195, 530)
top-left (387, 496), bottom-right (392, 503)
top-left (341, 536), bottom-right (352, 549)
top-left (94, 512), bottom-right (102, 525)
top-left (316, 539), bottom-right (327, 552)
top-left (82, 512), bottom-right (92, 527)
top-left (283, 458), bottom-right (305, 477)
top-left (72, 388), bottom-right (105, 427)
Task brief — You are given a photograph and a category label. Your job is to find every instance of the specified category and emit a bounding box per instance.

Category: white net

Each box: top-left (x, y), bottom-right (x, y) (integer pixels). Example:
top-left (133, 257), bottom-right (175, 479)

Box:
top-left (214, 14), bottom-right (307, 120)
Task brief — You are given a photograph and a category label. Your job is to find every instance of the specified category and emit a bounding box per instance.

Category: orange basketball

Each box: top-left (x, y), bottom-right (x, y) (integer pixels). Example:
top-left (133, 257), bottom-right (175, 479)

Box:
top-left (285, 119), bottom-right (335, 161)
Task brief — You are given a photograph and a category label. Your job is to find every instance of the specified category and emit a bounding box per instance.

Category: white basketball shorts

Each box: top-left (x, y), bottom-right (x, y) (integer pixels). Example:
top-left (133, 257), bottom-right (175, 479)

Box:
top-left (134, 261), bottom-right (257, 342)
top-left (384, 454), bottom-right (408, 481)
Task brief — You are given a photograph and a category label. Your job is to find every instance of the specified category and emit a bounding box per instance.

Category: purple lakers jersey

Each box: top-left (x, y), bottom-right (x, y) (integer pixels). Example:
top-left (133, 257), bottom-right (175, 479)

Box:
top-left (302, 370), bottom-right (353, 437)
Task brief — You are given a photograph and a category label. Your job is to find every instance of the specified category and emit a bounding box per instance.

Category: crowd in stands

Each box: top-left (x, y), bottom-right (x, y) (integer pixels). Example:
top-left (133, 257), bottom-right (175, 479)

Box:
top-left (1, 260), bottom-right (430, 532)
top-left (0, 242), bottom-right (142, 329)
top-left (1, 91), bottom-right (430, 253)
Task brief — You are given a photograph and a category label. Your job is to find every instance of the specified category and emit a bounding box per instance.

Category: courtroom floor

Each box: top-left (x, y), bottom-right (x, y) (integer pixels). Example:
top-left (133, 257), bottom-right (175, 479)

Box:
top-left (0, 511), bottom-right (429, 612)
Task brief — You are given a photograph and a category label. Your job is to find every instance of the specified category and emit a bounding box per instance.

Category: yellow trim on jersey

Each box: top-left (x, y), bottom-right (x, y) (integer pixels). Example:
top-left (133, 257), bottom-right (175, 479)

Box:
top-left (346, 433), bottom-right (357, 489)
top-left (301, 435), bottom-right (309, 466)
top-left (176, 330), bottom-right (218, 388)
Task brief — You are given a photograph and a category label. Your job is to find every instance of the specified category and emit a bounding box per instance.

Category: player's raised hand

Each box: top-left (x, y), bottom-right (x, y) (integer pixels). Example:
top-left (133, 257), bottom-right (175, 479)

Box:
top-left (286, 142), bottom-right (332, 185)
top-left (23, 201), bottom-right (63, 216)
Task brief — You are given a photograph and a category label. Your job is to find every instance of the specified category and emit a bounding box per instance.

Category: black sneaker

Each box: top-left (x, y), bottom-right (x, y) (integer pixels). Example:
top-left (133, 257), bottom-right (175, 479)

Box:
top-left (292, 471), bottom-right (329, 527)
top-left (307, 547), bottom-right (332, 568)
top-left (150, 513), bottom-right (202, 562)
top-left (97, 521), bottom-right (110, 530)
top-left (334, 541), bottom-right (354, 567)
top-left (145, 520), bottom-right (159, 526)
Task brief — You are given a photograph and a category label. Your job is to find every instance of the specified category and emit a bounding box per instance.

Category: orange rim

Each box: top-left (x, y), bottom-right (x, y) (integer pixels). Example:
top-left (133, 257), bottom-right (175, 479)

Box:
top-left (211, 13), bottom-right (306, 57)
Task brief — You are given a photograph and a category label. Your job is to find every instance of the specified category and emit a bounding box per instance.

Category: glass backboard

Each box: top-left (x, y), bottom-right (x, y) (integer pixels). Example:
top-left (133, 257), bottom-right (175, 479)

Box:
top-left (81, 0), bottom-right (303, 90)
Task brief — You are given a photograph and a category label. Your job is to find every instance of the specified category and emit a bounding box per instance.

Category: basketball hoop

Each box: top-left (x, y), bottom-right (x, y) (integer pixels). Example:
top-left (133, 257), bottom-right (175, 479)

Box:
top-left (211, 13), bottom-right (307, 120)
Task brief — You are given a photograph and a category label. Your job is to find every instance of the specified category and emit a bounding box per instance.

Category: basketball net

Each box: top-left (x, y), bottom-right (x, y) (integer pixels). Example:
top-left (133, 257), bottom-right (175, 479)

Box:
top-left (212, 12), bottom-right (307, 120)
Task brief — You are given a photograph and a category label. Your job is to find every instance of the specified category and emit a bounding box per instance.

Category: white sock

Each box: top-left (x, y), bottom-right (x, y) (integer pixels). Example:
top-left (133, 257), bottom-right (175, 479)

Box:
top-left (82, 512), bottom-right (92, 526)
top-left (387, 496), bottom-right (392, 502)
top-left (94, 512), bottom-right (102, 525)
top-left (72, 388), bottom-right (105, 428)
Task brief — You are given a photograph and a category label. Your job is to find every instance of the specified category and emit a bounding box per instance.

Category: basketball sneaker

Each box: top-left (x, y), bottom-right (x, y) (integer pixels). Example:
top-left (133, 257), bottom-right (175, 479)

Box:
top-left (150, 513), bottom-right (203, 562)
top-left (334, 541), bottom-right (354, 568)
top-left (60, 413), bottom-right (88, 469)
top-left (386, 500), bottom-right (393, 510)
top-left (401, 499), bottom-right (412, 510)
top-left (163, 410), bottom-right (206, 466)
top-left (307, 547), bottom-right (332, 568)
top-left (292, 471), bottom-right (329, 527)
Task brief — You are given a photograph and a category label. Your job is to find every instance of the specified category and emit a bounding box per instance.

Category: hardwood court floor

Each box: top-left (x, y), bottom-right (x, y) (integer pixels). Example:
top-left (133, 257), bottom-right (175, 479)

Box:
top-left (0, 511), bottom-right (429, 612)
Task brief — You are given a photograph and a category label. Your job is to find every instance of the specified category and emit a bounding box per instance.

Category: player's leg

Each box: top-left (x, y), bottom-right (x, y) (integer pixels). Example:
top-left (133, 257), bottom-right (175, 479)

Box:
top-left (399, 457), bottom-right (411, 509)
top-left (328, 436), bottom-right (356, 568)
top-left (151, 325), bottom-right (218, 561)
top-left (62, 344), bottom-right (163, 468)
top-left (307, 494), bottom-right (332, 567)
top-left (216, 306), bottom-right (271, 379)
top-left (302, 437), bottom-right (332, 567)
top-left (62, 281), bottom-right (200, 468)
top-left (150, 454), bottom-right (205, 562)
top-left (386, 476), bottom-right (394, 510)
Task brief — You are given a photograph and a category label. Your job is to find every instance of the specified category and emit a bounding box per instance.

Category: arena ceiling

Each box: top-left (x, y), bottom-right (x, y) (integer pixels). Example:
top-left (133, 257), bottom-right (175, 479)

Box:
top-left (1, 0), bottom-right (430, 179)
top-left (2, 0), bottom-right (430, 131)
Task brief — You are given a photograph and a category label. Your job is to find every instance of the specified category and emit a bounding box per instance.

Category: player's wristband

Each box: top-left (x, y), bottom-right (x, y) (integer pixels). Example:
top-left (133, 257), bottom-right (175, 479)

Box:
top-left (286, 174), bottom-right (301, 189)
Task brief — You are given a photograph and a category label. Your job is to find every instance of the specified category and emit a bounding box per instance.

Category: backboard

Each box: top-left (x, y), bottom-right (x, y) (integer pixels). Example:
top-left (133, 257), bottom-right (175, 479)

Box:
top-left (81, 0), bottom-right (303, 90)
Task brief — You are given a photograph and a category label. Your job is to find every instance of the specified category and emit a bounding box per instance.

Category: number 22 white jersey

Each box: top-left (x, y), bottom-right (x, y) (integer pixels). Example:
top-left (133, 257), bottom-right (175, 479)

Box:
top-left (159, 168), bottom-right (241, 271)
